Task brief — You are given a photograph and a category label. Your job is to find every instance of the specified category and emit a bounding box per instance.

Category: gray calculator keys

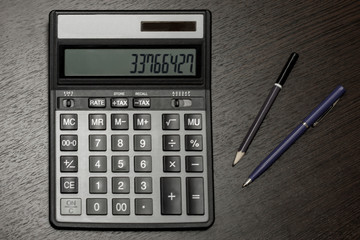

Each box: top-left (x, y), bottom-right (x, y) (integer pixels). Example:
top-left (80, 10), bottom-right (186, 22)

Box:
top-left (56, 110), bottom-right (209, 224)
top-left (112, 198), bottom-right (130, 215)
top-left (185, 135), bottom-right (203, 151)
top-left (112, 135), bottom-right (129, 151)
top-left (163, 156), bottom-right (181, 172)
top-left (89, 114), bottom-right (106, 130)
top-left (60, 114), bottom-right (78, 130)
top-left (89, 135), bottom-right (107, 151)
top-left (134, 156), bottom-right (152, 172)
top-left (89, 98), bottom-right (106, 108)
top-left (163, 135), bottom-right (180, 151)
top-left (185, 156), bottom-right (203, 172)
top-left (89, 177), bottom-right (107, 194)
top-left (86, 198), bottom-right (107, 215)
top-left (133, 98), bottom-right (151, 108)
top-left (60, 135), bottom-right (78, 151)
top-left (112, 156), bottom-right (130, 172)
top-left (186, 177), bottom-right (204, 215)
top-left (111, 98), bottom-right (128, 108)
top-left (134, 135), bottom-right (151, 151)
top-left (112, 177), bottom-right (130, 194)
top-left (135, 177), bottom-right (152, 193)
top-left (184, 114), bottom-right (202, 130)
top-left (60, 156), bottom-right (78, 172)
top-left (161, 177), bottom-right (181, 215)
top-left (135, 198), bottom-right (153, 215)
top-left (60, 177), bottom-right (78, 193)
top-left (111, 114), bottom-right (129, 130)
top-left (162, 114), bottom-right (180, 130)
top-left (89, 156), bottom-right (107, 172)
top-left (134, 114), bottom-right (151, 130)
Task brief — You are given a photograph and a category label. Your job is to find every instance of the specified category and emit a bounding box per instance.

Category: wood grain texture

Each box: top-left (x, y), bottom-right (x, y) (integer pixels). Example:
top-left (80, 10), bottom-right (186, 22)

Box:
top-left (1, 0), bottom-right (359, 239)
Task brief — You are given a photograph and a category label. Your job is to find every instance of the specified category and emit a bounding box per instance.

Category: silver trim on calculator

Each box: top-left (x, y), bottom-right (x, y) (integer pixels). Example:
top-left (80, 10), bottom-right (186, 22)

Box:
top-left (57, 14), bottom-right (204, 39)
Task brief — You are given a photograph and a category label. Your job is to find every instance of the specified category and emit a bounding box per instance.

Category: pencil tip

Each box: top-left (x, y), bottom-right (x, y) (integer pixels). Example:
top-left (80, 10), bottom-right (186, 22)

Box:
top-left (232, 151), bottom-right (245, 167)
top-left (242, 178), bottom-right (252, 188)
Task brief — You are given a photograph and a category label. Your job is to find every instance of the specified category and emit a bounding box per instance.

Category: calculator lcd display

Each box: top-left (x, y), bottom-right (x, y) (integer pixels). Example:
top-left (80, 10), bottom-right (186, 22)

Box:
top-left (64, 49), bottom-right (197, 76)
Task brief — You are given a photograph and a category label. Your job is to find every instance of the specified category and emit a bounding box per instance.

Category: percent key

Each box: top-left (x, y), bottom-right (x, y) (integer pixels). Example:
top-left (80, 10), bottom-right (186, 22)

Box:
top-left (185, 135), bottom-right (203, 151)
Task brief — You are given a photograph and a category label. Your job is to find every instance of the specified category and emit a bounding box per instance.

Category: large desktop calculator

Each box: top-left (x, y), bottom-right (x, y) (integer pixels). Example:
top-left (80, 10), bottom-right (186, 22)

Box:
top-left (49, 10), bottom-right (213, 229)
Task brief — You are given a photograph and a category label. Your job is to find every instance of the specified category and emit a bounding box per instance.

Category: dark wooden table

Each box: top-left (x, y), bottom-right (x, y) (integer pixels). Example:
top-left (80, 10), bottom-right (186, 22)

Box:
top-left (1, 1), bottom-right (359, 239)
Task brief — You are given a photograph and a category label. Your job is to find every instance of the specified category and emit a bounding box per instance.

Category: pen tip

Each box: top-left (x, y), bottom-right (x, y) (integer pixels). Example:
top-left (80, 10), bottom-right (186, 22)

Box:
top-left (232, 151), bottom-right (245, 167)
top-left (242, 178), bottom-right (252, 188)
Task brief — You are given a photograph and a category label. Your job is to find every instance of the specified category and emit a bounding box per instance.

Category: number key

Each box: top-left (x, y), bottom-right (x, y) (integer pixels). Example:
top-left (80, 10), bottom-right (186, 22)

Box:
top-left (89, 156), bottom-right (107, 172)
top-left (134, 135), bottom-right (151, 151)
top-left (134, 156), bottom-right (152, 172)
top-left (89, 177), bottom-right (107, 194)
top-left (86, 198), bottom-right (107, 215)
top-left (134, 177), bottom-right (152, 194)
top-left (111, 135), bottom-right (129, 151)
top-left (112, 156), bottom-right (130, 172)
top-left (112, 177), bottom-right (130, 194)
top-left (112, 198), bottom-right (130, 215)
top-left (89, 135), bottom-right (106, 151)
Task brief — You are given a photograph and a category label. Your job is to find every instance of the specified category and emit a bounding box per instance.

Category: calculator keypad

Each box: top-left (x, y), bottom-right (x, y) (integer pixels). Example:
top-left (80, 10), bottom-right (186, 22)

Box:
top-left (56, 110), bottom-right (208, 223)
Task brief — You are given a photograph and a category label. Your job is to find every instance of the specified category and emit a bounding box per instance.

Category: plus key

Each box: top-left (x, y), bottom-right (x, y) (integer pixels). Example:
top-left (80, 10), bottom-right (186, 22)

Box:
top-left (160, 177), bottom-right (181, 215)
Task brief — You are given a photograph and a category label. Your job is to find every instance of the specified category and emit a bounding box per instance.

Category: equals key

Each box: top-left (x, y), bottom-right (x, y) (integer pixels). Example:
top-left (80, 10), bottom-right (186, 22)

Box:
top-left (186, 177), bottom-right (204, 215)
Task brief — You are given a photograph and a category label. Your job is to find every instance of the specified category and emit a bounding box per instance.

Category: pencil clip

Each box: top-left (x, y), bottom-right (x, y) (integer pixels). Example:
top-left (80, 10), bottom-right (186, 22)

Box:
top-left (312, 98), bottom-right (340, 127)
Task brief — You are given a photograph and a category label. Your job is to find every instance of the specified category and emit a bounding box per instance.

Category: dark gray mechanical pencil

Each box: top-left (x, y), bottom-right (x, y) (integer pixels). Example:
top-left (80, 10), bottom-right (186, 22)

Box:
top-left (232, 52), bottom-right (299, 166)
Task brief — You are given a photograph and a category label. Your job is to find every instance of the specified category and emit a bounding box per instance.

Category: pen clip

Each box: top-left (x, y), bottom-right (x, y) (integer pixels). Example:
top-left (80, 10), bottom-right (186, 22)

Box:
top-left (312, 98), bottom-right (340, 127)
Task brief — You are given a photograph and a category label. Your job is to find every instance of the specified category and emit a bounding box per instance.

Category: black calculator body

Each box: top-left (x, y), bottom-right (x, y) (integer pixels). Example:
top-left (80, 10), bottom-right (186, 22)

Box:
top-left (49, 10), bottom-right (213, 229)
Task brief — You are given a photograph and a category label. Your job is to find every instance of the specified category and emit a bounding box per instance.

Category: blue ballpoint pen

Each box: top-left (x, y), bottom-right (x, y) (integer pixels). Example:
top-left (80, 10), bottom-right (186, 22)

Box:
top-left (242, 85), bottom-right (346, 187)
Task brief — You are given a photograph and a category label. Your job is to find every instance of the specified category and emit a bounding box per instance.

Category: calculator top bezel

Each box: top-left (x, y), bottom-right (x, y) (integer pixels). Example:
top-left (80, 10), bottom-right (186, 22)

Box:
top-left (49, 10), bottom-right (211, 90)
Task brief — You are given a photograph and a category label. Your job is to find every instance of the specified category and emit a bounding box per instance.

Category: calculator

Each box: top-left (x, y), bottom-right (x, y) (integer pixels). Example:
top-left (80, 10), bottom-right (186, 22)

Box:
top-left (49, 10), bottom-right (213, 229)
